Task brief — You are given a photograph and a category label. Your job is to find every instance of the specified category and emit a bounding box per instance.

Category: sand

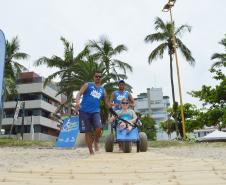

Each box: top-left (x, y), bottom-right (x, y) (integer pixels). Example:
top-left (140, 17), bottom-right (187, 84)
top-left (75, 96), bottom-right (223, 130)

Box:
top-left (0, 144), bottom-right (226, 185)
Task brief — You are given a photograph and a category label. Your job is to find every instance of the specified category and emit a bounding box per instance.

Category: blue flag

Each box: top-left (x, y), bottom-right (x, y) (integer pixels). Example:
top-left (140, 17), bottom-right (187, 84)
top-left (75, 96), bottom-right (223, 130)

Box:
top-left (0, 30), bottom-right (6, 124)
top-left (55, 116), bottom-right (80, 148)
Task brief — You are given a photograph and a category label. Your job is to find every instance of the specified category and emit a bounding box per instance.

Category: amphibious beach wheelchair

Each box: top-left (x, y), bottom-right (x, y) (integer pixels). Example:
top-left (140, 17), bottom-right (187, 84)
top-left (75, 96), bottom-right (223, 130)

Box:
top-left (105, 108), bottom-right (148, 153)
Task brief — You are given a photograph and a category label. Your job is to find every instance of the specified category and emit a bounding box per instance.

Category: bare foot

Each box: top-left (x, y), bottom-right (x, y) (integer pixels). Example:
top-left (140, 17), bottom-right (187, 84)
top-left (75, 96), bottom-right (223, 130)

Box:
top-left (94, 142), bottom-right (99, 152)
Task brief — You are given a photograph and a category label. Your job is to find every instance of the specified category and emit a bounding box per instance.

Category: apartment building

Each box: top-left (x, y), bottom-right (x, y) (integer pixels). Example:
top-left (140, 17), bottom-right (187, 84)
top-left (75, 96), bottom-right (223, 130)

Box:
top-left (135, 88), bottom-right (170, 123)
top-left (1, 72), bottom-right (67, 141)
top-left (134, 88), bottom-right (171, 140)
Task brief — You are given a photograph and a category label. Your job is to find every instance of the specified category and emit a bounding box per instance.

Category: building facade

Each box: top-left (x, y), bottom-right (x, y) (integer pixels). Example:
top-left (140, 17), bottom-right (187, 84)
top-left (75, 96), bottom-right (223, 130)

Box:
top-left (1, 72), bottom-right (66, 141)
top-left (134, 88), bottom-right (171, 140)
top-left (135, 88), bottom-right (170, 123)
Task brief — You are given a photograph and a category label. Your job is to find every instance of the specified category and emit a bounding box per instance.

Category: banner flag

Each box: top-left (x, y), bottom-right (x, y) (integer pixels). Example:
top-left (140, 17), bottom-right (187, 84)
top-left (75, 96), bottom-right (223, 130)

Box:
top-left (0, 30), bottom-right (6, 125)
top-left (14, 101), bottom-right (21, 120)
top-left (55, 116), bottom-right (80, 148)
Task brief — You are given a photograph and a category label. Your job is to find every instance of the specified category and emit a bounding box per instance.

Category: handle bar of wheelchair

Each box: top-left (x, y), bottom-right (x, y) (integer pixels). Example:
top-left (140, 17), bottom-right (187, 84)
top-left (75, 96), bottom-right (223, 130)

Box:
top-left (109, 108), bottom-right (139, 128)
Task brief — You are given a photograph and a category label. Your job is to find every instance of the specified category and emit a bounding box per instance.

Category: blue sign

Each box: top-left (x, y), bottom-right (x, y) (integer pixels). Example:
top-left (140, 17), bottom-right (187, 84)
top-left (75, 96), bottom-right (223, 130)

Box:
top-left (0, 30), bottom-right (6, 124)
top-left (55, 116), bottom-right (80, 148)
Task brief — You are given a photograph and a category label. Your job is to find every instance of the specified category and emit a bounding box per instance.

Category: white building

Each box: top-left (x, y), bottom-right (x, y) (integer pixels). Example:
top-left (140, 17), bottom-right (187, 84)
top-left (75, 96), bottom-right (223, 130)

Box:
top-left (193, 126), bottom-right (226, 138)
top-left (1, 72), bottom-right (67, 141)
top-left (135, 88), bottom-right (170, 123)
top-left (134, 88), bottom-right (171, 140)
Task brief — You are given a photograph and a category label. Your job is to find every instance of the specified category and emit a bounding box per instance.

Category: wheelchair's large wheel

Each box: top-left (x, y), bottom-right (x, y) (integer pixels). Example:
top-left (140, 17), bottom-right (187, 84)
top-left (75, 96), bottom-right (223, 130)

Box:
top-left (105, 134), bottom-right (114, 152)
top-left (139, 132), bottom-right (148, 152)
top-left (122, 141), bottom-right (132, 153)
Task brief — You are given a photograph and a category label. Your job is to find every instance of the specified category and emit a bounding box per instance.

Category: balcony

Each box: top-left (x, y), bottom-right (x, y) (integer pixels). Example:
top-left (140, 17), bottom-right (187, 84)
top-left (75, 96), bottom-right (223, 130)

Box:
top-left (151, 103), bottom-right (165, 109)
top-left (2, 116), bottom-right (60, 130)
top-left (4, 100), bottom-right (57, 113)
top-left (17, 83), bottom-right (61, 102)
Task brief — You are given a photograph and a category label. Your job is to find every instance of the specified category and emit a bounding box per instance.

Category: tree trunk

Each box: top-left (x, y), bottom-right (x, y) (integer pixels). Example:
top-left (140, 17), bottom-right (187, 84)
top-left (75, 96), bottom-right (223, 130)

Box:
top-left (169, 54), bottom-right (179, 138)
top-left (169, 54), bottom-right (176, 104)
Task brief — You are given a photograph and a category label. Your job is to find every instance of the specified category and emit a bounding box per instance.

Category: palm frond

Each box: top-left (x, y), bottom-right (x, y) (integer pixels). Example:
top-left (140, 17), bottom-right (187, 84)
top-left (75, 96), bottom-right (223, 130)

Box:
top-left (13, 52), bottom-right (29, 60)
top-left (144, 32), bottom-right (168, 43)
top-left (74, 46), bottom-right (90, 61)
top-left (113, 44), bottom-right (128, 54)
top-left (148, 43), bottom-right (168, 63)
top-left (112, 59), bottom-right (133, 73)
top-left (211, 53), bottom-right (226, 61)
top-left (43, 70), bottom-right (65, 87)
top-left (88, 40), bottom-right (103, 53)
top-left (211, 61), bottom-right (226, 69)
top-left (176, 38), bottom-right (195, 65)
top-left (34, 56), bottom-right (64, 68)
top-left (154, 17), bottom-right (167, 32)
top-left (14, 62), bottom-right (28, 72)
top-left (175, 25), bottom-right (192, 37)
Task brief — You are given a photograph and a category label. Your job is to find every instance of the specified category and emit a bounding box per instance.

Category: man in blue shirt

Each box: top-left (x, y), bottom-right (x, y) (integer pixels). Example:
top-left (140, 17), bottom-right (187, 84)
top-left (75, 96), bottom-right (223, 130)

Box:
top-left (110, 80), bottom-right (135, 110)
top-left (75, 71), bottom-right (108, 155)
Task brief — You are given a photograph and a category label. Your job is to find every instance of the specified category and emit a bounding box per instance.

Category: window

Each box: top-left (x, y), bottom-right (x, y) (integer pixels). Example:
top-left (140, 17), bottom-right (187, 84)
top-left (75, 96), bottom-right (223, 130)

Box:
top-left (20, 93), bottom-right (41, 101)
top-left (155, 100), bottom-right (161, 104)
top-left (41, 110), bottom-right (50, 118)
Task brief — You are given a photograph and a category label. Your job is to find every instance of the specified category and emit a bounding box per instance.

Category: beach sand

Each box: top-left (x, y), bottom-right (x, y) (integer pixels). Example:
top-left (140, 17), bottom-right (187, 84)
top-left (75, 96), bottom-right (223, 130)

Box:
top-left (1, 144), bottom-right (226, 185)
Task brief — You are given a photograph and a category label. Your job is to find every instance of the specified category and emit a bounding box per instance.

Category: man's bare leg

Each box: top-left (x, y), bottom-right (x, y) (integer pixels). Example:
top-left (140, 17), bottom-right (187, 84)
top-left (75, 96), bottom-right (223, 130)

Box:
top-left (118, 142), bottom-right (123, 151)
top-left (94, 128), bottom-right (102, 152)
top-left (85, 132), bottom-right (94, 154)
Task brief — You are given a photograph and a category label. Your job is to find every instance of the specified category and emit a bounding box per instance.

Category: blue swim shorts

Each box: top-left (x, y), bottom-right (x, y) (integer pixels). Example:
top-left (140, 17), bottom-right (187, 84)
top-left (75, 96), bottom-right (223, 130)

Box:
top-left (79, 111), bottom-right (102, 133)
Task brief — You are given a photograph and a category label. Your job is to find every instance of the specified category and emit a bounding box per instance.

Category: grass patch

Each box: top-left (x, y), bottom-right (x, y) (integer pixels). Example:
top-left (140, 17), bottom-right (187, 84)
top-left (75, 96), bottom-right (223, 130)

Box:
top-left (149, 140), bottom-right (187, 148)
top-left (149, 140), bottom-right (226, 148)
top-left (0, 138), bottom-right (54, 147)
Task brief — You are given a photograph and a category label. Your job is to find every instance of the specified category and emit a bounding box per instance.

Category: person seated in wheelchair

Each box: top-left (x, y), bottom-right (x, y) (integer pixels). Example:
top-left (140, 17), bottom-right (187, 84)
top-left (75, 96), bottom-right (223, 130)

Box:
top-left (110, 98), bottom-right (138, 132)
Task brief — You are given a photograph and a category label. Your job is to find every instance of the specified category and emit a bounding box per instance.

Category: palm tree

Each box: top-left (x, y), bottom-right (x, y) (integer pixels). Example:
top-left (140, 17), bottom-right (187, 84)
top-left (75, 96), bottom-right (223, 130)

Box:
top-left (144, 17), bottom-right (195, 137)
top-left (34, 37), bottom-right (88, 113)
top-left (5, 36), bottom-right (29, 100)
top-left (211, 35), bottom-right (226, 69)
top-left (145, 17), bottom-right (195, 105)
top-left (87, 37), bottom-right (132, 81)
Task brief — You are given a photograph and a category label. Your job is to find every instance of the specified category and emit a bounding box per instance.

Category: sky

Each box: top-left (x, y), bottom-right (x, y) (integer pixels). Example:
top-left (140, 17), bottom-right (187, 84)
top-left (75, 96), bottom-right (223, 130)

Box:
top-left (1, 0), bottom-right (226, 107)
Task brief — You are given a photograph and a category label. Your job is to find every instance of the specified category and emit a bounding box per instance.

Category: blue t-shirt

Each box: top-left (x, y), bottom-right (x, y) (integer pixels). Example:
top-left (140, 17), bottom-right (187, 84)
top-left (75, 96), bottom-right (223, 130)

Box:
top-left (116, 109), bottom-right (136, 122)
top-left (112, 90), bottom-right (129, 110)
top-left (80, 82), bottom-right (105, 113)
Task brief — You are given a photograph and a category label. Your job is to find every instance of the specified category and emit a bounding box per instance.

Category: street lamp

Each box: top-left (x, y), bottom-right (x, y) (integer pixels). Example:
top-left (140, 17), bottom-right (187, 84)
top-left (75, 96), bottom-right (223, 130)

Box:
top-left (162, 0), bottom-right (186, 139)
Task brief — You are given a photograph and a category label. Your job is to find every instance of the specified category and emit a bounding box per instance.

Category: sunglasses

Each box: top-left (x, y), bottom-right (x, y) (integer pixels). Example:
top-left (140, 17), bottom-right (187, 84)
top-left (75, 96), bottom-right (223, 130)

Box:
top-left (121, 102), bottom-right (129, 105)
top-left (95, 75), bottom-right (102, 78)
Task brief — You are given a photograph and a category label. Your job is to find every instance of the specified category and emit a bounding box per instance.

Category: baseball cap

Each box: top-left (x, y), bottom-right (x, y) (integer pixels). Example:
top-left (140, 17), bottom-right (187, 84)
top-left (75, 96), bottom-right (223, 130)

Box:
top-left (118, 80), bottom-right (125, 84)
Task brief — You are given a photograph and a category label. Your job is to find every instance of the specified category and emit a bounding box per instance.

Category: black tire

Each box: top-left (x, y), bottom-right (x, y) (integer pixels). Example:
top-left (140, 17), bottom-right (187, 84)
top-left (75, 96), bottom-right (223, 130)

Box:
top-left (136, 141), bottom-right (140, 153)
top-left (122, 141), bottom-right (132, 153)
top-left (139, 132), bottom-right (148, 152)
top-left (105, 134), bottom-right (114, 152)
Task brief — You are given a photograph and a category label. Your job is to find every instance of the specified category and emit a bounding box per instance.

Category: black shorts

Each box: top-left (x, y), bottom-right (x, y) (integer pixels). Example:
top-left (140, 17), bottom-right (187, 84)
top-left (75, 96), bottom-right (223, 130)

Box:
top-left (79, 111), bottom-right (102, 133)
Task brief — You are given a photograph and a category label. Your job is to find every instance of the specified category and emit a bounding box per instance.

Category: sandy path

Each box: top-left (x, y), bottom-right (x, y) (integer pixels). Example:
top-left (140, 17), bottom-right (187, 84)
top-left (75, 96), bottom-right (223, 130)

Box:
top-left (1, 146), bottom-right (226, 185)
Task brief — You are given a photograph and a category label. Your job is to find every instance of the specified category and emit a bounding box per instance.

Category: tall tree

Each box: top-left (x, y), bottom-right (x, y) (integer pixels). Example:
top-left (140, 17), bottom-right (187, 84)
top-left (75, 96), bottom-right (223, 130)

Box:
top-left (171, 103), bottom-right (203, 133)
top-left (5, 36), bottom-right (29, 100)
top-left (190, 35), bottom-right (226, 128)
top-left (144, 17), bottom-right (195, 137)
top-left (190, 68), bottom-right (226, 128)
